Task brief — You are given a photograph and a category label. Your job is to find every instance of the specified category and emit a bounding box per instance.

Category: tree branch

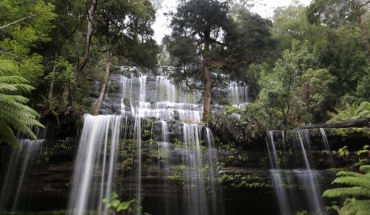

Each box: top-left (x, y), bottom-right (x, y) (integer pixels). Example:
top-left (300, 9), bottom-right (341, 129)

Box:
top-left (0, 14), bottom-right (37, 30)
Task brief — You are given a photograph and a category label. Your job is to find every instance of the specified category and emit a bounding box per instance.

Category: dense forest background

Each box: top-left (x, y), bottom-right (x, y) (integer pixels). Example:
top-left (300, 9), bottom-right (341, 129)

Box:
top-left (1, 0), bottom-right (370, 147)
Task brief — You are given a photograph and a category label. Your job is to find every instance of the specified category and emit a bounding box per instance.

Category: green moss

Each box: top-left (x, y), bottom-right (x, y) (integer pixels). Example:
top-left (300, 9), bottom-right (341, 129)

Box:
top-left (217, 173), bottom-right (272, 189)
top-left (328, 128), bottom-right (370, 138)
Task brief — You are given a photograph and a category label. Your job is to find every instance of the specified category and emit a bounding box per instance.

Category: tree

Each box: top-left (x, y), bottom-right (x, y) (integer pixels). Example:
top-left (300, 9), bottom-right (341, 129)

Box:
top-left (271, 2), bottom-right (326, 54)
top-left (0, 0), bottom-right (56, 83)
top-left (258, 40), bottom-right (336, 127)
top-left (307, 0), bottom-right (370, 55)
top-left (225, 4), bottom-right (276, 75)
top-left (42, 0), bottom-right (108, 113)
top-left (92, 0), bottom-right (158, 115)
top-left (168, 0), bottom-right (274, 121)
top-left (0, 60), bottom-right (44, 148)
top-left (304, 0), bottom-right (370, 107)
top-left (316, 27), bottom-right (369, 106)
top-left (169, 0), bottom-right (232, 121)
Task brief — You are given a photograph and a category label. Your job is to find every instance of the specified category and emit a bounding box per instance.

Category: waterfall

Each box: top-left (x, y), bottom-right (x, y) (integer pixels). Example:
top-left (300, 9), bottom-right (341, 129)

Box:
top-left (0, 139), bottom-right (44, 211)
top-left (267, 130), bottom-right (325, 215)
top-left (157, 120), bottom-right (172, 215)
top-left (178, 124), bottom-right (222, 215)
top-left (182, 124), bottom-right (208, 215)
top-left (205, 127), bottom-right (223, 215)
top-left (266, 131), bottom-right (292, 215)
top-left (118, 74), bottom-right (202, 122)
top-left (67, 115), bottom-right (122, 215)
top-left (319, 128), bottom-right (335, 167)
top-left (67, 73), bottom-right (223, 215)
top-left (228, 81), bottom-right (249, 109)
top-left (296, 130), bottom-right (324, 214)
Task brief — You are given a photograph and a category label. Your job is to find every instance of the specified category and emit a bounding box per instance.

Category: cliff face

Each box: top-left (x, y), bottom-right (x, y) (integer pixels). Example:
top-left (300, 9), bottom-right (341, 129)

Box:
top-left (2, 123), bottom-right (365, 214)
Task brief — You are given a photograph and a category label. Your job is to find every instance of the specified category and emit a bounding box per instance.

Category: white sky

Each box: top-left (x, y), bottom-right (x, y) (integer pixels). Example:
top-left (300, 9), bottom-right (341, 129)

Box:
top-left (152, 0), bottom-right (312, 43)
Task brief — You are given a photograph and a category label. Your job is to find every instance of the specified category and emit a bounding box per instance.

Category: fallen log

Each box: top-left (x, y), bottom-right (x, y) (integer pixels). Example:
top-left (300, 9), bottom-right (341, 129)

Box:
top-left (303, 118), bottom-right (370, 129)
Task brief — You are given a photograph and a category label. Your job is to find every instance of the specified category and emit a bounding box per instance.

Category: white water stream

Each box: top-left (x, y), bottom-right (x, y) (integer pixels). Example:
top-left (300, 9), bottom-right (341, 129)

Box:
top-left (267, 130), bottom-right (325, 215)
top-left (67, 74), bottom-right (224, 215)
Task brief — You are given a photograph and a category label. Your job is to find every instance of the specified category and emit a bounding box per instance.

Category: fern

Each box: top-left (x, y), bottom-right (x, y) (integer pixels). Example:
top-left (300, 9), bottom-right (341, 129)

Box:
top-left (340, 199), bottom-right (370, 215)
top-left (328, 102), bottom-right (370, 123)
top-left (323, 187), bottom-right (370, 198)
top-left (323, 165), bottom-right (370, 215)
top-left (360, 165), bottom-right (370, 174)
top-left (0, 59), bottom-right (44, 148)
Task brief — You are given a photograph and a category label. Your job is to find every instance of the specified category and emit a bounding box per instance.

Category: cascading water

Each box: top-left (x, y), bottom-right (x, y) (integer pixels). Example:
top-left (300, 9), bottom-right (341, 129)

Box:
top-left (67, 73), bottom-right (223, 215)
top-left (205, 127), bottom-right (223, 215)
top-left (266, 130), bottom-right (325, 215)
top-left (296, 130), bottom-right (324, 214)
top-left (319, 128), bottom-right (335, 167)
top-left (157, 120), bottom-right (171, 215)
top-left (67, 115), bottom-right (123, 215)
top-left (266, 131), bottom-right (292, 215)
top-left (228, 81), bottom-right (248, 109)
top-left (181, 124), bottom-right (207, 215)
top-left (0, 139), bottom-right (44, 212)
top-left (119, 74), bottom-right (202, 122)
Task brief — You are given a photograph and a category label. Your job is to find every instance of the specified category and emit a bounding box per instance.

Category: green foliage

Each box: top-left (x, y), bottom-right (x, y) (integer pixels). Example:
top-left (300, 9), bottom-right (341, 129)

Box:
top-left (298, 68), bottom-right (337, 122)
top-left (0, 59), bottom-right (44, 148)
top-left (295, 210), bottom-right (308, 215)
top-left (209, 103), bottom-right (267, 147)
top-left (328, 102), bottom-right (370, 123)
top-left (306, 0), bottom-right (369, 28)
top-left (354, 145), bottom-right (370, 168)
top-left (217, 172), bottom-right (271, 189)
top-left (43, 57), bottom-right (75, 111)
top-left (0, 0), bottom-right (56, 83)
top-left (317, 27), bottom-right (369, 105)
top-left (323, 165), bottom-right (370, 215)
top-left (271, 2), bottom-right (325, 53)
top-left (102, 192), bottom-right (136, 215)
top-left (226, 5), bottom-right (276, 70)
top-left (258, 41), bottom-right (310, 128)
top-left (338, 146), bottom-right (349, 160)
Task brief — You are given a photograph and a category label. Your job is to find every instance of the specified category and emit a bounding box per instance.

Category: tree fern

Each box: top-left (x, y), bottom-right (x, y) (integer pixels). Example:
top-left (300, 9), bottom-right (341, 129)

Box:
top-left (323, 165), bottom-right (370, 215)
top-left (0, 59), bottom-right (44, 148)
top-left (328, 102), bottom-right (370, 123)
top-left (340, 199), bottom-right (370, 215)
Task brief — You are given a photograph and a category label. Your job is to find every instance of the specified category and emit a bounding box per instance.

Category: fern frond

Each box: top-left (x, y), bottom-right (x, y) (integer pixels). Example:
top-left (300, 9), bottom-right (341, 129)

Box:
top-left (0, 76), bottom-right (29, 84)
top-left (327, 102), bottom-right (370, 122)
top-left (0, 121), bottom-right (21, 149)
top-left (356, 110), bottom-right (370, 118)
top-left (0, 60), bottom-right (18, 76)
top-left (0, 59), bottom-right (44, 147)
top-left (336, 171), bottom-right (365, 178)
top-left (333, 176), bottom-right (370, 189)
top-left (323, 187), bottom-right (370, 198)
top-left (339, 200), bottom-right (370, 215)
top-left (359, 165), bottom-right (370, 174)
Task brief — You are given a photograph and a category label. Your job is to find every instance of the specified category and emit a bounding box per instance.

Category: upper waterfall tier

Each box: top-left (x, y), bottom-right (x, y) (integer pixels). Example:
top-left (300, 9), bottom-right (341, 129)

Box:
top-left (100, 72), bottom-right (249, 122)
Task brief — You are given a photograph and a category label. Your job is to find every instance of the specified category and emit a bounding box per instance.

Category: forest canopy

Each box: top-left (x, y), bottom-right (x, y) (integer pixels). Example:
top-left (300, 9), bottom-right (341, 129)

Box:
top-left (0, 0), bottom-right (370, 147)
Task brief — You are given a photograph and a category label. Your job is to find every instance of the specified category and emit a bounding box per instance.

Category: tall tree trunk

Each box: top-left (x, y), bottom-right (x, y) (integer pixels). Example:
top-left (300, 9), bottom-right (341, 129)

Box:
top-left (93, 46), bottom-right (112, 115)
top-left (48, 51), bottom-right (58, 102)
top-left (203, 37), bottom-right (212, 122)
top-left (351, 0), bottom-right (370, 55)
top-left (70, 0), bottom-right (98, 107)
top-left (78, 0), bottom-right (98, 74)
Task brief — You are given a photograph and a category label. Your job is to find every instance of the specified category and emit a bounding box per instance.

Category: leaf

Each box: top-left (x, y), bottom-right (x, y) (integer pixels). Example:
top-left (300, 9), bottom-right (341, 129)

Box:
top-left (111, 199), bottom-right (120, 207)
top-left (117, 202), bottom-right (130, 212)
